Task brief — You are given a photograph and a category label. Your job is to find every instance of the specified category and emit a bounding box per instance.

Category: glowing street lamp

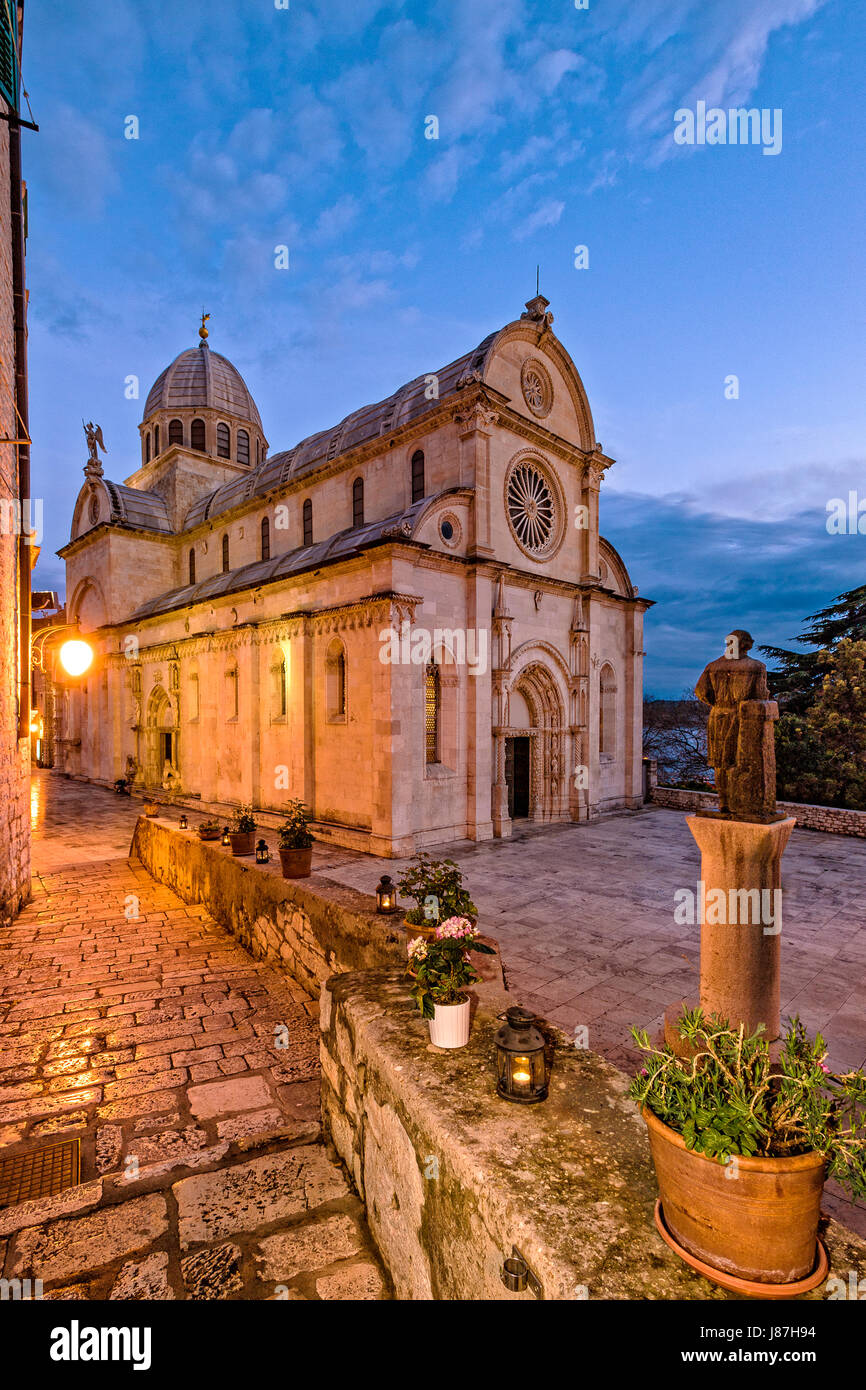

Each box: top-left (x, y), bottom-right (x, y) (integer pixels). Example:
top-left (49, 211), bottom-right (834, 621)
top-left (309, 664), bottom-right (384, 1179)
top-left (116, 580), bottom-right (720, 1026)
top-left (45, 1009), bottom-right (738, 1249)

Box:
top-left (58, 637), bottom-right (94, 677)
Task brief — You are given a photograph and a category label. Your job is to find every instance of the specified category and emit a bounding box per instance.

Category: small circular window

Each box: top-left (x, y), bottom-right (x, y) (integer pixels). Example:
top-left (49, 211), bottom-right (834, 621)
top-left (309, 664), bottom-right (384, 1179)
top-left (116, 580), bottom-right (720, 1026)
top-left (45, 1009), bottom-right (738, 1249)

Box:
top-left (520, 357), bottom-right (553, 418)
top-left (88, 495), bottom-right (100, 525)
top-left (505, 456), bottom-right (563, 560)
top-left (438, 514), bottom-right (461, 548)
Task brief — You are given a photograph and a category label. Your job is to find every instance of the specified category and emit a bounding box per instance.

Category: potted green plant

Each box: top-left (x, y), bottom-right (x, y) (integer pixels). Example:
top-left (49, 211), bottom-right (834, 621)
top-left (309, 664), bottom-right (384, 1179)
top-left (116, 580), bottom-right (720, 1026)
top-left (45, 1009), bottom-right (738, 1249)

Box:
top-left (229, 805), bottom-right (257, 856)
top-left (277, 800), bottom-right (313, 878)
top-left (630, 1009), bottom-right (866, 1295)
top-left (142, 795), bottom-right (159, 817)
top-left (406, 917), bottom-right (495, 1048)
top-left (197, 816), bottom-right (222, 842)
top-left (396, 853), bottom-right (477, 945)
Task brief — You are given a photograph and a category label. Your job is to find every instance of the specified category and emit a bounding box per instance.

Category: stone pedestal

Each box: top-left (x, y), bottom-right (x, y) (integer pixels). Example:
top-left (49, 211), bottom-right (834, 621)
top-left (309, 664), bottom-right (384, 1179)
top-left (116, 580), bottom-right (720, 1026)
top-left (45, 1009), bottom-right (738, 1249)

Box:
top-left (665, 814), bottom-right (795, 1049)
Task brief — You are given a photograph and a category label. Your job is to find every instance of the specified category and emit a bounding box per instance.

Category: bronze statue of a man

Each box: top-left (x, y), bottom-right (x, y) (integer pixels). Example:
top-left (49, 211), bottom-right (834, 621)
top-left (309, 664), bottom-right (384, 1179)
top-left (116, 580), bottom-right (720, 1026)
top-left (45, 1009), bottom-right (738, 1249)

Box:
top-left (695, 630), bottom-right (779, 819)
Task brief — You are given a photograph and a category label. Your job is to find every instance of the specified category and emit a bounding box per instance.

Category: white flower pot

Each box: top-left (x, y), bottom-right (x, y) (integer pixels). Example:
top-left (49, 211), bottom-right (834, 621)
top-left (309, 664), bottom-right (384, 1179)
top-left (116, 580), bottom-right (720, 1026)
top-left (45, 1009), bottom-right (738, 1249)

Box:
top-left (428, 998), bottom-right (471, 1048)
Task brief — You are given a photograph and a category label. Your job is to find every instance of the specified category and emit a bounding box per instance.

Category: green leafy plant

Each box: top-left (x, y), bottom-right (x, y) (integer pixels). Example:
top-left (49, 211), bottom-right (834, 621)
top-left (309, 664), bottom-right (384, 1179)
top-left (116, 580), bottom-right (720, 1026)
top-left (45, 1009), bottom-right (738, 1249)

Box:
top-left (231, 805), bottom-right (257, 834)
top-left (406, 917), bottom-right (495, 1018)
top-left (197, 817), bottom-right (221, 835)
top-left (629, 1008), bottom-right (866, 1199)
top-left (277, 799), bottom-right (313, 849)
top-left (396, 853), bottom-right (477, 926)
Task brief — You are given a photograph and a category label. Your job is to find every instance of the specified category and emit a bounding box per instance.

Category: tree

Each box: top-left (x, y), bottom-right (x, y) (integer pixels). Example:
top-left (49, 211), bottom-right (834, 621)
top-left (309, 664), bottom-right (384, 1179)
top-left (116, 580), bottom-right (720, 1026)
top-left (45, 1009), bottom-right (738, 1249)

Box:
top-left (643, 692), bottom-right (710, 787)
top-left (761, 583), bottom-right (866, 714)
top-left (802, 639), bottom-right (866, 809)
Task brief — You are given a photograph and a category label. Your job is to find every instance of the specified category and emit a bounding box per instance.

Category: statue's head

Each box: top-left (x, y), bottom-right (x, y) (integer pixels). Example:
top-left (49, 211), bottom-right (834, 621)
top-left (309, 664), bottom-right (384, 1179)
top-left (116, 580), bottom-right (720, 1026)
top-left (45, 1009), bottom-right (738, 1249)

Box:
top-left (724, 630), bottom-right (753, 659)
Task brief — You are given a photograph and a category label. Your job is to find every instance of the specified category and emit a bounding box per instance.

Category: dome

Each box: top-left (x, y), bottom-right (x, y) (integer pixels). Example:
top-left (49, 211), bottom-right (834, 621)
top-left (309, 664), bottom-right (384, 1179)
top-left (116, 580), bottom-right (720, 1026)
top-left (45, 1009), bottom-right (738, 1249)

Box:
top-left (143, 342), bottom-right (263, 431)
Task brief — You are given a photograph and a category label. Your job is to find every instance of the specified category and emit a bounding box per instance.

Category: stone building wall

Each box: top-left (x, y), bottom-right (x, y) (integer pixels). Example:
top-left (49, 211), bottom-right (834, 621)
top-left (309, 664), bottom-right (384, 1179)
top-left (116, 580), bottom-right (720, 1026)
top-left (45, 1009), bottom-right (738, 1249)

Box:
top-left (0, 115), bottom-right (29, 927)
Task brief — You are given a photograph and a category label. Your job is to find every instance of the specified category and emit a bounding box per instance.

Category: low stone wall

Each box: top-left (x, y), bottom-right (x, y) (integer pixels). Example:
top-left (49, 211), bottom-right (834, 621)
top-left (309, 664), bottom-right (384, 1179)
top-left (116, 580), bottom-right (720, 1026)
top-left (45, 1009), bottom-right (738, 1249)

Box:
top-left (129, 816), bottom-right (406, 998)
top-left (650, 785), bottom-right (866, 837)
top-left (320, 970), bottom-right (865, 1300)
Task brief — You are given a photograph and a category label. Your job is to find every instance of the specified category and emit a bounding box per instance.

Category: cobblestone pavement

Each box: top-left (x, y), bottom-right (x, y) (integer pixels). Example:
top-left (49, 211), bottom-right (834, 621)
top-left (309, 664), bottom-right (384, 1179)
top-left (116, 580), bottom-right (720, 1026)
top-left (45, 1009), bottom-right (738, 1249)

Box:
top-left (0, 773), bottom-right (389, 1300)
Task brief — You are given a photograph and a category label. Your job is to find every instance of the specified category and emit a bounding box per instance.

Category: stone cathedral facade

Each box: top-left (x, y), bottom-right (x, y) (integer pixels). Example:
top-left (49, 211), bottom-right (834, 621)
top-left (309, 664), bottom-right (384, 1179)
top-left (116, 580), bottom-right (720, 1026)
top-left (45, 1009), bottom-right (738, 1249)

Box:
top-left (58, 296), bottom-right (651, 856)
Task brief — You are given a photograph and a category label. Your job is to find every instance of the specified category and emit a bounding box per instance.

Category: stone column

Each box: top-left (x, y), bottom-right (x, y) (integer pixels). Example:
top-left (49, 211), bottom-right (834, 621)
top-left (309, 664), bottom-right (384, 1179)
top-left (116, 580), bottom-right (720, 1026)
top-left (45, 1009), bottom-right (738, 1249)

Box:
top-left (491, 729), bottom-right (511, 838)
top-left (666, 814), bottom-right (796, 1046)
top-left (455, 399), bottom-right (497, 557)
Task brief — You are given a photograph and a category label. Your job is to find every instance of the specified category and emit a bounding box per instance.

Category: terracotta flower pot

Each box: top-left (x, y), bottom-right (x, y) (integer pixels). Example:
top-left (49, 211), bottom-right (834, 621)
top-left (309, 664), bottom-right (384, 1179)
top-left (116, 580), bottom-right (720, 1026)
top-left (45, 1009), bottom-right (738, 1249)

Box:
top-left (229, 831), bottom-right (255, 856)
top-left (197, 828), bottom-right (220, 842)
top-left (643, 1107), bottom-right (826, 1285)
top-left (143, 802), bottom-right (159, 818)
top-left (428, 998), bottom-right (471, 1048)
top-left (404, 916), bottom-right (438, 949)
top-left (279, 845), bottom-right (312, 878)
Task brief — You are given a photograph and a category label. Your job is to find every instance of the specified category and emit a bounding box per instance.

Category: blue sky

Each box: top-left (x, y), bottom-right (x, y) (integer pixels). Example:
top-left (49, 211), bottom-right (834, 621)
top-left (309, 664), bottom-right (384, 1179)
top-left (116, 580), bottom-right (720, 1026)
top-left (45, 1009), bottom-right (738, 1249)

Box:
top-left (23, 0), bottom-right (866, 693)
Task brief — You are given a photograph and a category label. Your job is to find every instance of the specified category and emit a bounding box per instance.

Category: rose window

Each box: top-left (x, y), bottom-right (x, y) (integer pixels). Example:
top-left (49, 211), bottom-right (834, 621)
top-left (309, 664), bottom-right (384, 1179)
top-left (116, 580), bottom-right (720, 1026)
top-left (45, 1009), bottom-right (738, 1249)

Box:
top-left (506, 461), bottom-right (557, 557)
top-left (520, 357), bottom-right (553, 418)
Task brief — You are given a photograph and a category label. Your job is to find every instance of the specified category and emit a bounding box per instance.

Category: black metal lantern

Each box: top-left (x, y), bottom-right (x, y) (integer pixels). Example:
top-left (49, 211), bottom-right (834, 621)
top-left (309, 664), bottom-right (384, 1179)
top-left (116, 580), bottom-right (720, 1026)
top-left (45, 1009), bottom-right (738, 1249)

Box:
top-left (179, 814), bottom-right (188, 830)
top-left (221, 826), bottom-right (231, 846)
top-left (495, 1006), bottom-right (549, 1104)
top-left (375, 874), bottom-right (399, 914)
top-left (256, 839), bottom-right (269, 864)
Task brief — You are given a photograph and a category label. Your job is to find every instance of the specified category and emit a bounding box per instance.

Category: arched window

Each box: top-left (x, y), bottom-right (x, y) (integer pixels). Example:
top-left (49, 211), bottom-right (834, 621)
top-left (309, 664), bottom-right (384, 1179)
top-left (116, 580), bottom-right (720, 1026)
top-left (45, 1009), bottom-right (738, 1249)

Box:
top-left (599, 663), bottom-right (617, 758)
top-left (425, 661), bottom-right (440, 763)
top-left (271, 650), bottom-right (287, 720)
top-left (168, 419), bottom-right (183, 446)
top-left (326, 640), bottom-right (347, 721)
top-left (260, 515), bottom-right (270, 561)
top-left (188, 548), bottom-right (196, 585)
top-left (352, 477), bottom-right (364, 528)
top-left (411, 450), bottom-right (425, 504)
top-left (302, 498), bottom-right (313, 546)
top-left (190, 418), bottom-right (206, 452)
top-left (216, 422), bottom-right (230, 459)
top-left (222, 534), bottom-right (230, 573)
top-left (154, 424), bottom-right (160, 455)
top-left (189, 671), bottom-right (200, 721)
top-left (237, 429), bottom-right (250, 465)
top-left (145, 432), bottom-right (151, 464)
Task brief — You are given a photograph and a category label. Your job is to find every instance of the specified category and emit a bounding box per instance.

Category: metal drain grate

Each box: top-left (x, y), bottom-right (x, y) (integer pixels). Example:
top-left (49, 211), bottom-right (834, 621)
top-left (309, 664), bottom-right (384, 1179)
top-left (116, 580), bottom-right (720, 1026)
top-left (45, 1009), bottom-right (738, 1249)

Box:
top-left (0, 1139), bottom-right (81, 1208)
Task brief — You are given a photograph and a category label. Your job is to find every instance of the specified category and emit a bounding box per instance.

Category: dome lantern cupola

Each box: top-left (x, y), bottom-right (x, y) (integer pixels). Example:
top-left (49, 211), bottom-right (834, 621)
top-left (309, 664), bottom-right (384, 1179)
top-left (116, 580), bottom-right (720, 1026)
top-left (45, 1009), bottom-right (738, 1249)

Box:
top-left (138, 316), bottom-right (267, 470)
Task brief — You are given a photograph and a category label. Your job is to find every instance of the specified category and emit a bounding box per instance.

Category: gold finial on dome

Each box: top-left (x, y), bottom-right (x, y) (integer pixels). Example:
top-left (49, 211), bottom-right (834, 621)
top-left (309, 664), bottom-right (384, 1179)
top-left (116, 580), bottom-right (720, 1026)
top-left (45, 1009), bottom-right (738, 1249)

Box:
top-left (199, 310), bottom-right (210, 343)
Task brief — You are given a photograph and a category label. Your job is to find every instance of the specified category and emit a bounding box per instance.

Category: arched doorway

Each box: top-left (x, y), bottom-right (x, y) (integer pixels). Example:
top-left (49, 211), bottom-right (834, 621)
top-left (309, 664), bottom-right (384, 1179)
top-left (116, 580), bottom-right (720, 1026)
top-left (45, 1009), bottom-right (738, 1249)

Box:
top-left (504, 660), bottom-right (566, 823)
top-left (144, 684), bottom-right (178, 788)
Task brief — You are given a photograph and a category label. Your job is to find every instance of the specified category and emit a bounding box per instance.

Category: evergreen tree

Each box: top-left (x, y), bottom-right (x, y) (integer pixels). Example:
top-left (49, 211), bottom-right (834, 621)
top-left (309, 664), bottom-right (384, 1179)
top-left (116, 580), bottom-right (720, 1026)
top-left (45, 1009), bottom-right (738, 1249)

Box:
top-left (760, 583), bottom-right (866, 713)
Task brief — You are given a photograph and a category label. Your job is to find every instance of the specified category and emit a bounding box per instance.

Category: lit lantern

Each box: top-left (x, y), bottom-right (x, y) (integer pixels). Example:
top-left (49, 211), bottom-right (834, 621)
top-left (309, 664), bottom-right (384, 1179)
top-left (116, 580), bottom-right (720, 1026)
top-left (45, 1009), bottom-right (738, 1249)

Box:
top-left (179, 814), bottom-right (188, 830)
top-left (221, 826), bottom-right (231, 846)
top-left (59, 637), bottom-right (94, 677)
top-left (255, 839), bottom-right (269, 864)
top-left (495, 1007), bottom-right (549, 1105)
top-left (375, 874), bottom-right (399, 914)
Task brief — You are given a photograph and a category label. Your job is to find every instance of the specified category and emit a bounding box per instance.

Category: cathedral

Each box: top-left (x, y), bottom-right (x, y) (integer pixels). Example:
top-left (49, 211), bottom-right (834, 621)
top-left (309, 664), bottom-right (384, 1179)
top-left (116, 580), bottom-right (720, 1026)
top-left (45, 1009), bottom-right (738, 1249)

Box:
top-left (57, 295), bottom-right (651, 856)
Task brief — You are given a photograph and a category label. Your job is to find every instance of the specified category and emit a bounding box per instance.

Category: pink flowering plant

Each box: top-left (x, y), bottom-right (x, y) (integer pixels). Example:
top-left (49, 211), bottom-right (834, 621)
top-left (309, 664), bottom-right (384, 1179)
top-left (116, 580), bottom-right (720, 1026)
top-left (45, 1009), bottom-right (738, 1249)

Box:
top-left (406, 916), bottom-right (495, 1018)
top-left (629, 1009), bottom-right (866, 1198)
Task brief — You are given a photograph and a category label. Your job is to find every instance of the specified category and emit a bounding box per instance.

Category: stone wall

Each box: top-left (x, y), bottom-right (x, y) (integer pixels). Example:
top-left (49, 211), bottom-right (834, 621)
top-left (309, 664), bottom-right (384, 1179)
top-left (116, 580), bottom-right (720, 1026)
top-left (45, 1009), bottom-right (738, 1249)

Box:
top-left (0, 116), bottom-right (29, 929)
top-left (129, 816), bottom-right (406, 997)
top-left (650, 784), bottom-right (866, 837)
top-left (320, 969), bottom-right (866, 1301)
